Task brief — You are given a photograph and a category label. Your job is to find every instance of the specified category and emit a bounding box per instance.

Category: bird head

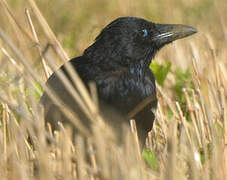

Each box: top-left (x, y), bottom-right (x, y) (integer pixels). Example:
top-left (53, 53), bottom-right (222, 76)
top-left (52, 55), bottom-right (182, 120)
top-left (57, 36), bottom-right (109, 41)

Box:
top-left (84, 17), bottom-right (197, 66)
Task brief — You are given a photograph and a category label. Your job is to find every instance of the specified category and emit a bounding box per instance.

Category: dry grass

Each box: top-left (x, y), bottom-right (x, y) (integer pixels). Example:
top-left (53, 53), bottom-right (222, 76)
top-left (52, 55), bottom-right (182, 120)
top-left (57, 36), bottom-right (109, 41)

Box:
top-left (0, 0), bottom-right (226, 179)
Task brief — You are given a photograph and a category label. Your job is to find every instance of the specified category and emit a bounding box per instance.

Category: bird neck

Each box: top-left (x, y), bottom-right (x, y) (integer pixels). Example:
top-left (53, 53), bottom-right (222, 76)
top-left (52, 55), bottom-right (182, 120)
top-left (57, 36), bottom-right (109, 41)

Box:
top-left (83, 43), bottom-right (154, 75)
top-left (129, 60), bottom-right (150, 79)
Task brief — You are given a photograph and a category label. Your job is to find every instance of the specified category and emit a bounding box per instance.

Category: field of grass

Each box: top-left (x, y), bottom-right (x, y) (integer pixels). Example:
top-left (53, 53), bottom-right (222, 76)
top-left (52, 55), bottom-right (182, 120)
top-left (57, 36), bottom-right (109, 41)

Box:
top-left (0, 0), bottom-right (227, 179)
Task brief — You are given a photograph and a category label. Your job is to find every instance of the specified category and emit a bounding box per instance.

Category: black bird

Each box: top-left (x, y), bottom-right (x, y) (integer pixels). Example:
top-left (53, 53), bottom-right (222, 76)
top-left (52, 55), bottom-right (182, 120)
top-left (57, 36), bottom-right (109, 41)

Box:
top-left (40, 17), bottom-right (197, 146)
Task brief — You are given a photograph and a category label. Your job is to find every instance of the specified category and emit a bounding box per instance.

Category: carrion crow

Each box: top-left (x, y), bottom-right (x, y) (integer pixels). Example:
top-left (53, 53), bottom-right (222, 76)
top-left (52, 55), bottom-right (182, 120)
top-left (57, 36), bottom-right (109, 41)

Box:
top-left (40, 17), bottom-right (197, 146)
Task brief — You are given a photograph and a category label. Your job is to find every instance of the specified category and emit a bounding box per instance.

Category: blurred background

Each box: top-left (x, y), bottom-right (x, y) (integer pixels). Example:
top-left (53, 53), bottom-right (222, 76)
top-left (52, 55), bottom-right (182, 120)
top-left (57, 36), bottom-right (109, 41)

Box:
top-left (0, 0), bottom-right (226, 179)
top-left (1, 0), bottom-right (227, 66)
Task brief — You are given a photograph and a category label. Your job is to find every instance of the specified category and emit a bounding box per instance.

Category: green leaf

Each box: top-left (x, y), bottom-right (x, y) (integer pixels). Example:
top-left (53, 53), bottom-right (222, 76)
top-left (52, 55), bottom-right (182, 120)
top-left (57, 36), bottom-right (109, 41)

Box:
top-left (150, 61), bottom-right (171, 86)
top-left (173, 68), bottom-right (193, 107)
top-left (142, 149), bottom-right (159, 171)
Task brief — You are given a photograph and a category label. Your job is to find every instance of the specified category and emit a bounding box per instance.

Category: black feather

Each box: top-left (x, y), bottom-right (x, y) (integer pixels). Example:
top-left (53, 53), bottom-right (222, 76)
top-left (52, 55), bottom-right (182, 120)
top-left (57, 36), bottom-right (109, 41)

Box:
top-left (40, 17), bottom-right (197, 146)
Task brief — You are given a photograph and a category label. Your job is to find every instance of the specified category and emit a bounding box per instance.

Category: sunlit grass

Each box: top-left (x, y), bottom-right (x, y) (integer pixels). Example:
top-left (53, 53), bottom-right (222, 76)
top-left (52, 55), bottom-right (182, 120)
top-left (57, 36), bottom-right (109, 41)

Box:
top-left (0, 0), bottom-right (226, 179)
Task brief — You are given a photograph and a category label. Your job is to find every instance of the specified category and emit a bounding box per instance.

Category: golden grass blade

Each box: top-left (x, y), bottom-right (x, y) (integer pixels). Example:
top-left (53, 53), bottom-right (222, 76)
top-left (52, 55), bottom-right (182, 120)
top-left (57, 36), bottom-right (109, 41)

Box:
top-left (25, 8), bottom-right (51, 79)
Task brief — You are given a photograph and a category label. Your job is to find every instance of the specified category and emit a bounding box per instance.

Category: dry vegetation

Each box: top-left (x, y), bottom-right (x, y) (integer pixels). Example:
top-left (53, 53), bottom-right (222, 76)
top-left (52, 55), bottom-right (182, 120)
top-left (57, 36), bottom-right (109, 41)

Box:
top-left (0, 0), bottom-right (227, 179)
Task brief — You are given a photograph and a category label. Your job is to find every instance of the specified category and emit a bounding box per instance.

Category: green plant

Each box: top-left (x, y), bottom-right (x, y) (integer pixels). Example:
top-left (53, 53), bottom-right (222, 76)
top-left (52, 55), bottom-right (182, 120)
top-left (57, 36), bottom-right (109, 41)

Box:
top-left (150, 61), bottom-right (171, 87)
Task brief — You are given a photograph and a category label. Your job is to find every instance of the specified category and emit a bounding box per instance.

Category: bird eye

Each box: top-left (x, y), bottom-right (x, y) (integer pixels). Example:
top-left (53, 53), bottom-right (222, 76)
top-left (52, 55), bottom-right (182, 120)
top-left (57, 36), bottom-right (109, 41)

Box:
top-left (142, 29), bottom-right (148, 37)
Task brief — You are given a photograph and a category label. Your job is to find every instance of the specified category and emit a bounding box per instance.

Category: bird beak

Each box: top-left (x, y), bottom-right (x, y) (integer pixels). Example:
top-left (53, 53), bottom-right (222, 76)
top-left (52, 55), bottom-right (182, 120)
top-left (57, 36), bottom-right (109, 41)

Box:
top-left (152, 23), bottom-right (197, 43)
